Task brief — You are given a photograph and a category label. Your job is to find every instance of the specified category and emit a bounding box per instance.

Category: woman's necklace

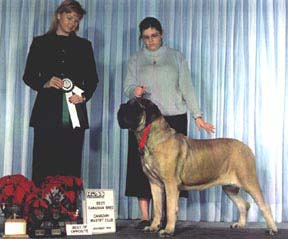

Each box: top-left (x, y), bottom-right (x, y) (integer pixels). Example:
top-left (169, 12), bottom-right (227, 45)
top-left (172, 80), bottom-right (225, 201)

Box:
top-left (145, 46), bottom-right (164, 65)
top-left (151, 53), bottom-right (161, 65)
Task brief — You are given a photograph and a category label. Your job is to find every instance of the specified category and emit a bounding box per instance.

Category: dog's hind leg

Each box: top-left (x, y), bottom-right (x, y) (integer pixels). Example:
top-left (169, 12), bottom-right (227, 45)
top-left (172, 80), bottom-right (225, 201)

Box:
top-left (241, 181), bottom-right (278, 235)
top-left (222, 185), bottom-right (250, 228)
top-left (143, 182), bottom-right (163, 233)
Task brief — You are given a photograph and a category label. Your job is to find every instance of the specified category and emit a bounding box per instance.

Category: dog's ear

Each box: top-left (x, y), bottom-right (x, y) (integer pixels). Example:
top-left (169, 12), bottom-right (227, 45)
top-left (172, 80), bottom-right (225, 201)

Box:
top-left (142, 99), bottom-right (162, 126)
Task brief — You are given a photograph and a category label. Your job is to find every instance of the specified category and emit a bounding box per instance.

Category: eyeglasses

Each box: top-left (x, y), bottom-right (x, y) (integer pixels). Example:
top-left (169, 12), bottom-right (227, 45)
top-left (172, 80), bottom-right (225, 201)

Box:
top-left (142, 32), bottom-right (161, 41)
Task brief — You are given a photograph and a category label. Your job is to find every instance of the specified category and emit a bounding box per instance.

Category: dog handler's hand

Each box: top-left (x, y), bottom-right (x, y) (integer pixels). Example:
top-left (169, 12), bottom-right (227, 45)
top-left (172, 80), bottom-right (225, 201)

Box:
top-left (195, 117), bottom-right (215, 134)
top-left (43, 76), bottom-right (63, 89)
top-left (134, 86), bottom-right (146, 98)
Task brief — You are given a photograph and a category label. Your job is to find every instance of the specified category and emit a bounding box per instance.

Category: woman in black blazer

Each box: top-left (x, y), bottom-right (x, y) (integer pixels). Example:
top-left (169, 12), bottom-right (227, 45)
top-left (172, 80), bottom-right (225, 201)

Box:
top-left (23, 0), bottom-right (98, 186)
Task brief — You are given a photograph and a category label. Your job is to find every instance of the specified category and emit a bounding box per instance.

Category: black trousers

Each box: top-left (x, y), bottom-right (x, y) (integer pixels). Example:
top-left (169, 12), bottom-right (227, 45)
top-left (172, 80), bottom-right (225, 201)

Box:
top-left (32, 127), bottom-right (84, 186)
top-left (125, 113), bottom-right (188, 198)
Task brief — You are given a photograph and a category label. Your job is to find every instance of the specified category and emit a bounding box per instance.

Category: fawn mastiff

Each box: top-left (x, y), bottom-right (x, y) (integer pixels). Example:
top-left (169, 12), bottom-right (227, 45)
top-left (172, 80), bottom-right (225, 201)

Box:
top-left (117, 98), bottom-right (277, 237)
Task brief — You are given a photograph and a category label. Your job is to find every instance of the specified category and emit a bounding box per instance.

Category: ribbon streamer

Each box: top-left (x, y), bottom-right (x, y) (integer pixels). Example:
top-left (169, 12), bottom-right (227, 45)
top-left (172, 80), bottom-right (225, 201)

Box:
top-left (63, 78), bottom-right (84, 129)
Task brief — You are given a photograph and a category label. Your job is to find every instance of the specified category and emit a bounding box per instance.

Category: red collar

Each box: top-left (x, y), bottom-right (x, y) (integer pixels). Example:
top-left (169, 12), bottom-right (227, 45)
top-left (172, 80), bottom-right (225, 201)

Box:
top-left (138, 124), bottom-right (152, 151)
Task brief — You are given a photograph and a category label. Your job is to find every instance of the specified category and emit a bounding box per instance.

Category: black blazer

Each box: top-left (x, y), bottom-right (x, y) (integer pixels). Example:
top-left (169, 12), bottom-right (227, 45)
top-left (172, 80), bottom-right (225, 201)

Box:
top-left (23, 32), bottom-right (98, 129)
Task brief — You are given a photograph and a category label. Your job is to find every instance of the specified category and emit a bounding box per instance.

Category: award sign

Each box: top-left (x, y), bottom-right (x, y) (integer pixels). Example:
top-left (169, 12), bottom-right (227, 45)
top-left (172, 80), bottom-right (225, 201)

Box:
top-left (66, 224), bottom-right (92, 236)
top-left (84, 189), bottom-right (116, 234)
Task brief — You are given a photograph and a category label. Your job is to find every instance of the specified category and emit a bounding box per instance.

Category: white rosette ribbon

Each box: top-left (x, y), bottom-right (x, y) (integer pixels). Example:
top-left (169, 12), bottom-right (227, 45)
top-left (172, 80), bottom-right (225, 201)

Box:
top-left (62, 78), bottom-right (84, 129)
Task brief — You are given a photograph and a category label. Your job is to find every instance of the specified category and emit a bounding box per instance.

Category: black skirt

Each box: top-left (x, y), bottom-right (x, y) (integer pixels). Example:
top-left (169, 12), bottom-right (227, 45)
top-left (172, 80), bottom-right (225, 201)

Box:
top-left (125, 113), bottom-right (188, 198)
top-left (32, 127), bottom-right (84, 186)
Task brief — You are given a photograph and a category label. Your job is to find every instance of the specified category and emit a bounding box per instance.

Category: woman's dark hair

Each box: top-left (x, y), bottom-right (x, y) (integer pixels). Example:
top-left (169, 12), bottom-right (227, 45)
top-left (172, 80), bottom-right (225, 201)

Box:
top-left (138, 17), bottom-right (163, 45)
top-left (47, 0), bottom-right (86, 35)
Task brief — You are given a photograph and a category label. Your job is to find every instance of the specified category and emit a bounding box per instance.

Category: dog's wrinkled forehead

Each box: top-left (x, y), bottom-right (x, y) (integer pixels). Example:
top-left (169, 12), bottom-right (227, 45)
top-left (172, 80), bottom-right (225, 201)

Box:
top-left (129, 98), bottom-right (162, 125)
top-left (118, 98), bottom-right (162, 130)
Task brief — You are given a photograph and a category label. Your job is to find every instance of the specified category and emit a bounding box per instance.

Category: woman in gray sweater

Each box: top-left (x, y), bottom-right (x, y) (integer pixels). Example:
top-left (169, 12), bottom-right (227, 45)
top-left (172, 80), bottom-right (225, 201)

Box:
top-left (124, 17), bottom-right (214, 229)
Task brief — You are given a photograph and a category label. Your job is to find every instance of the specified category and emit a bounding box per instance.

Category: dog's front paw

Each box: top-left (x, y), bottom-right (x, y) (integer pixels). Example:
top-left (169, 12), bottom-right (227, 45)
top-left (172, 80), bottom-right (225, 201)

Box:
top-left (158, 229), bottom-right (174, 238)
top-left (143, 225), bottom-right (159, 233)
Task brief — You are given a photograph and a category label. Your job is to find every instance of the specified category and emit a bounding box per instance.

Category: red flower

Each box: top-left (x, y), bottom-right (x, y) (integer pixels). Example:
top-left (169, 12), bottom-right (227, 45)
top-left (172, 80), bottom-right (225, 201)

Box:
top-left (58, 176), bottom-right (73, 187)
top-left (14, 187), bottom-right (26, 205)
top-left (74, 177), bottom-right (83, 187)
top-left (64, 191), bottom-right (75, 203)
top-left (3, 185), bottom-right (14, 197)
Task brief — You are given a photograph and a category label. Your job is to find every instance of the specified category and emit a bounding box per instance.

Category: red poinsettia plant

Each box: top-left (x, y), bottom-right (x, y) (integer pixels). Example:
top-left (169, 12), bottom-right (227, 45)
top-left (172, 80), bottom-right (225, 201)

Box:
top-left (0, 174), bottom-right (37, 218)
top-left (0, 174), bottom-right (83, 225)
top-left (0, 174), bottom-right (36, 206)
top-left (40, 175), bottom-right (83, 222)
top-left (24, 189), bottom-right (49, 225)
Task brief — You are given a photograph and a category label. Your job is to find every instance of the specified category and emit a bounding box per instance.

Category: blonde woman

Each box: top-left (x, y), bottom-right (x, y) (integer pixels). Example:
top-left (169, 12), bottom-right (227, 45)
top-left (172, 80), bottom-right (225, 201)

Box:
top-left (23, 0), bottom-right (98, 186)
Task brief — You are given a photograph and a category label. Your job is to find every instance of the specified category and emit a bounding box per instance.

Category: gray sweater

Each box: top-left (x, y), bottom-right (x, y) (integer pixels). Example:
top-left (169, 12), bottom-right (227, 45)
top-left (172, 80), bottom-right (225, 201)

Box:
top-left (124, 45), bottom-right (202, 118)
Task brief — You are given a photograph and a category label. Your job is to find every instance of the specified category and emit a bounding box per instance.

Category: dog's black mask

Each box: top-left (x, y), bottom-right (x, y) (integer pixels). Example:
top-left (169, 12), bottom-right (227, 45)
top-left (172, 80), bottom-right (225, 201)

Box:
top-left (117, 98), bottom-right (162, 130)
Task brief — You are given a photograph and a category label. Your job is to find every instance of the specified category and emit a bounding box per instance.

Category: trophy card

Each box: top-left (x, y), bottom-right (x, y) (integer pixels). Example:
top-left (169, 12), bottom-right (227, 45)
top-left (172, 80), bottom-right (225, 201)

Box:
top-left (66, 224), bottom-right (92, 236)
top-left (84, 189), bottom-right (116, 234)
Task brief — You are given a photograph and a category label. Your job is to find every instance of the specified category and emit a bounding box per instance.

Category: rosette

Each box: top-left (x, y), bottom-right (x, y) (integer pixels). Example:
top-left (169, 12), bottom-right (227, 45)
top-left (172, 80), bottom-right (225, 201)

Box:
top-left (62, 78), bottom-right (74, 92)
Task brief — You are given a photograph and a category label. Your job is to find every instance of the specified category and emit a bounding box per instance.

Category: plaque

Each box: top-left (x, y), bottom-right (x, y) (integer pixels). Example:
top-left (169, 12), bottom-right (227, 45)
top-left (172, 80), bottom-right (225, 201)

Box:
top-left (34, 228), bottom-right (45, 237)
top-left (51, 228), bottom-right (62, 236)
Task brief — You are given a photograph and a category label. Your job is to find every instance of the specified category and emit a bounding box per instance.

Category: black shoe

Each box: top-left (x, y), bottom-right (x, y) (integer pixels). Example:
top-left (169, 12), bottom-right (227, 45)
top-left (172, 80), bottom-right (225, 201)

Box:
top-left (136, 220), bottom-right (150, 229)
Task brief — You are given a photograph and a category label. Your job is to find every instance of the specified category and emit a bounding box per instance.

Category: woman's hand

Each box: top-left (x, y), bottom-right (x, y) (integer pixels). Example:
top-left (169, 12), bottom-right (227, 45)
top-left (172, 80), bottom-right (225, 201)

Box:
top-left (195, 117), bottom-right (215, 134)
top-left (68, 94), bottom-right (86, 104)
top-left (43, 76), bottom-right (63, 89)
top-left (134, 86), bottom-right (146, 98)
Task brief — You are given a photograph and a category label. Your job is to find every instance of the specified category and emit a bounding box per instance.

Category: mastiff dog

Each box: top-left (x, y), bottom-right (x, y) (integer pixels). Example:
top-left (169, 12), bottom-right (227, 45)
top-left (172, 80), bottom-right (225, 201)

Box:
top-left (117, 98), bottom-right (277, 237)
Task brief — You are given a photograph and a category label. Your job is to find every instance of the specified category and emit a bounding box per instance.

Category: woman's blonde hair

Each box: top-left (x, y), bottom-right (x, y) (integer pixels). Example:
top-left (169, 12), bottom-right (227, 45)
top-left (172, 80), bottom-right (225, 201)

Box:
top-left (47, 0), bottom-right (86, 35)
